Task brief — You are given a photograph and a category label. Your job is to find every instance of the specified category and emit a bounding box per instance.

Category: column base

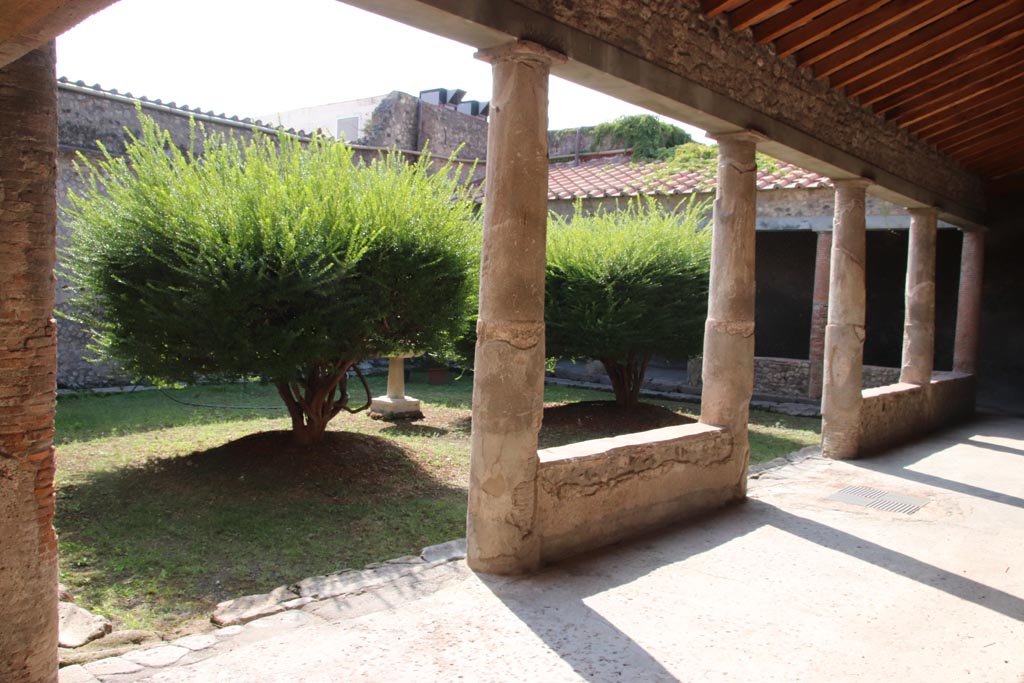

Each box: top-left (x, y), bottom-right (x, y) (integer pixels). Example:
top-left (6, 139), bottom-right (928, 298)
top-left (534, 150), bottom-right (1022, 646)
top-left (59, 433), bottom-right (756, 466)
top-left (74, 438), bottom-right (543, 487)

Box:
top-left (369, 396), bottom-right (423, 420)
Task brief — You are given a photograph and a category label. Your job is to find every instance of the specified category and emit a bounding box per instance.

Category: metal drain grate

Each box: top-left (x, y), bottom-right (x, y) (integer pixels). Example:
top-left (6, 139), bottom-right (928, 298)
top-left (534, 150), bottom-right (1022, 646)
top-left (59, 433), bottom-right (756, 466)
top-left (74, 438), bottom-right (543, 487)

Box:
top-left (826, 486), bottom-right (929, 515)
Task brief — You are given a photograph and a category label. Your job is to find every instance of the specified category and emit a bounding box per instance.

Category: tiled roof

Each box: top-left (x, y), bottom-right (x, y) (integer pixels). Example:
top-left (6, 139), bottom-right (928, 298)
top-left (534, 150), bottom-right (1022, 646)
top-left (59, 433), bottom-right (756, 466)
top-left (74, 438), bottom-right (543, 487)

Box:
top-left (547, 157), bottom-right (830, 200)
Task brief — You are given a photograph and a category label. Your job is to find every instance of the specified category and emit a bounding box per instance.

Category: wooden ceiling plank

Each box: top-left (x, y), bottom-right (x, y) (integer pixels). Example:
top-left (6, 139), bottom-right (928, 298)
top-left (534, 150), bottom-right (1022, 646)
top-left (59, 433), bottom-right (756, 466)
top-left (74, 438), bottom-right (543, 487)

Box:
top-left (864, 34), bottom-right (1024, 110)
top-left (730, 0), bottom-right (793, 31)
top-left (910, 88), bottom-right (1024, 138)
top-left (913, 93), bottom-right (1024, 140)
top-left (944, 121), bottom-right (1023, 156)
top-left (956, 130), bottom-right (1024, 161)
top-left (989, 160), bottom-right (1024, 180)
top-left (703, 0), bottom-right (749, 18)
top-left (752, 0), bottom-right (846, 44)
top-left (931, 108), bottom-right (1023, 149)
top-left (796, 0), bottom-right (938, 68)
top-left (832, 1), bottom-right (1022, 92)
top-left (887, 66), bottom-right (1024, 126)
top-left (812, 0), bottom-right (976, 77)
top-left (774, 0), bottom-right (889, 57)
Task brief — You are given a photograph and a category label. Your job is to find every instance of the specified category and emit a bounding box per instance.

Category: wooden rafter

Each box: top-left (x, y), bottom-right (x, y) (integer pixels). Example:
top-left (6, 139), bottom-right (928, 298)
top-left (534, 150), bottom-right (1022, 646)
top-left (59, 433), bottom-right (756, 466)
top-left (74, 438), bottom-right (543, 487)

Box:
top-left (752, 0), bottom-right (846, 44)
top-left (812, 0), bottom-right (974, 77)
top-left (886, 63), bottom-right (1024, 126)
top-left (829, 0), bottom-right (1018, 91)
top-left (910, 87), bottom-right (1024, 137)
top-left (773, 0), bottom-right (889, 57)
top-left (913, 91), bottom-right (1024, 139)
top-left (730, 0), bottom-right (792, 31)
top-left (862, 34), bottom-right (1024, 110)
top-left (930, 108), bottom-right (1022, 149)
top-left (702, 0), bottom-right (748, 17)
top-left (944, 121), bottom-right (1021, 156)
top-left (958, 129), bottom-right (1024, 160)
top-left (794, 0), bottom-right (936, 68)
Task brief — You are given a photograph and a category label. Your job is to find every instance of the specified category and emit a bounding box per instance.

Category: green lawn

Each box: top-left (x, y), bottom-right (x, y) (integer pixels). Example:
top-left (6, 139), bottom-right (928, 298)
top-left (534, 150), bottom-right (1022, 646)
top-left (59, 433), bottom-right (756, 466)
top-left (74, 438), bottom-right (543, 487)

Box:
top-left (54, 373), bottom-right (819, 634)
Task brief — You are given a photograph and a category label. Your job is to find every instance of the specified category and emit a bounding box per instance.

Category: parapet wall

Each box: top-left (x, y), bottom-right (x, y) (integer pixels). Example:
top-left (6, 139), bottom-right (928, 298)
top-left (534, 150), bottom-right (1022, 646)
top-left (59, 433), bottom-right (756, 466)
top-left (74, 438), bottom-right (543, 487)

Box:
top-left (859, 372), bottom-right (975, 456)
top-left (536, 423), bottom-right (738, 562)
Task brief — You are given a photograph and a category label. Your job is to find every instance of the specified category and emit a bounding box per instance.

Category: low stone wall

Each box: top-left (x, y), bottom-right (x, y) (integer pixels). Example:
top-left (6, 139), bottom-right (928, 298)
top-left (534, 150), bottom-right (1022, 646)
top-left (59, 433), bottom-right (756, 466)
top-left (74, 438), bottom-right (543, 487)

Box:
top-left (859, 372), bottom-right (975, 455)
top-left (535, 423), bottom-right (737, 562)
top-left (753, 357), bottom-right (810, 396)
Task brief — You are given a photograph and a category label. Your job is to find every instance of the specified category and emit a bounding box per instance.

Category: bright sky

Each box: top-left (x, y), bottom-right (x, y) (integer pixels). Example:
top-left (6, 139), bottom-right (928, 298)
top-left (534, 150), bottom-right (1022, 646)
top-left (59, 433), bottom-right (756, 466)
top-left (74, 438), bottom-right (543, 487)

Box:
top-left (56, 0), bottom-right (708, 139)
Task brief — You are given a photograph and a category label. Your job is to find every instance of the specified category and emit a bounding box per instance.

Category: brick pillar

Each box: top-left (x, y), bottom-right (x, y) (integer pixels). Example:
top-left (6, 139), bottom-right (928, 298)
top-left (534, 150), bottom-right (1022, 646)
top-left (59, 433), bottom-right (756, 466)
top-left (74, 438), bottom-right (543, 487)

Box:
top-left (0, 44), bottom-right (60, 683)
top-left (900, 208), bottom-right (937, 385)
top-left (467, 41), bottom-right (564, 574)
top-left (807, 230), bottom-right (832, 399)
top-left (953, 230), bottom-right (985, 375)
top-left (821, 179), bottom-right (872, 460)
top-left (699, 131), bottom-right (762, 498)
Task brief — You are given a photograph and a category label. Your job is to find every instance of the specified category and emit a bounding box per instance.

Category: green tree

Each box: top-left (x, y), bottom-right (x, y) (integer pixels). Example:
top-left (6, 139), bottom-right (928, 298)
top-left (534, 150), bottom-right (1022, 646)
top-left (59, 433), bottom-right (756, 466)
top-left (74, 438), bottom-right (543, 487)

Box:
top-left (64, 115), bottom-right (479, 445)
top-left (592, 114), bottom-right (693, 161)
top-left (545, 197), bottom-right (711, 408)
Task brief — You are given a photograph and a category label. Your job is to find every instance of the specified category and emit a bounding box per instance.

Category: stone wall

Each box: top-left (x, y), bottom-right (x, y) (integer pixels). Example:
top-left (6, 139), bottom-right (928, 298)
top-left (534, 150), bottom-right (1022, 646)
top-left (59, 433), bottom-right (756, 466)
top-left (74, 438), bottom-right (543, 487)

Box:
top-left (859, 373), bottom-right (975, 456)
top-left (358, 90), bottom-right (489, 160)
top-left (536, 422), bottom-right (735, 562)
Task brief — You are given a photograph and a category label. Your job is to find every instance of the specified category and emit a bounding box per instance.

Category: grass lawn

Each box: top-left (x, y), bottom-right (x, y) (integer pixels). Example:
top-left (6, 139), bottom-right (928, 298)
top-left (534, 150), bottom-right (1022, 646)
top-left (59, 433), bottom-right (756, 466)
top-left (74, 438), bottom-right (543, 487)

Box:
top-left (54, 373), bottom-right (820, 634)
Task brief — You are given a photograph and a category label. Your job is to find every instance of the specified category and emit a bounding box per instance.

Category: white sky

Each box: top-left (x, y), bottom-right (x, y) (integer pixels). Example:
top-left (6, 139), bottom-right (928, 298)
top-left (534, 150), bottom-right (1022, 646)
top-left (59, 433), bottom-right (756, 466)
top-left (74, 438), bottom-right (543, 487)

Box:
top-left (56, 0), bottom-right (708, 139)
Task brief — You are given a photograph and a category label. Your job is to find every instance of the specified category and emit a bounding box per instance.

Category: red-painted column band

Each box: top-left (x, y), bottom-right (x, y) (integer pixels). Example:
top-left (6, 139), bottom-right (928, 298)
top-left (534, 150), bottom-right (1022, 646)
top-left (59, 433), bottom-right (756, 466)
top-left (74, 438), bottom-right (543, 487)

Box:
top-left (0, 43), bottom-right (60, 683)
top-left (953, 231), bottom-right (985, 375)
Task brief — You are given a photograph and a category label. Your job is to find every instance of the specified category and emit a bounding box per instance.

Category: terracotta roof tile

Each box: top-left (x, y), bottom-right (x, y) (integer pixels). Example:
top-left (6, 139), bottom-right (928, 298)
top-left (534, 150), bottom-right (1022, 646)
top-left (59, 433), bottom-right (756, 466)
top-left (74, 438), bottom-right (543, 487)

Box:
top-left (547, 157), bottom-right (830, 200)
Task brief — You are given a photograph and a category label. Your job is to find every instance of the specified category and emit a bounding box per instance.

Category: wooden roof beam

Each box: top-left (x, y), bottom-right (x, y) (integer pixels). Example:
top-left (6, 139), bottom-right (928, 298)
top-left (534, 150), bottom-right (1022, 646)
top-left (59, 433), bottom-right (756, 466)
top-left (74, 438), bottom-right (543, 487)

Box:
top-left (944, 121), bottom-right (1022, 156)
top-left (834, 1), bottom-right (1022, 93)
top-left (730, 0), bottom-right (793, 31)
top-left (773, 0), bottom-right (889, 57)
top-left (914, 91), bottom-right (1024, 139)
top-left (812, 0), bottom-right (975, 77)
top-left (910, 87), bottom-right (1024, 137)
top-left (702, 0), bottom-right (748, 18)
top-left (957, 131), bottom-right (1024, 163)
top-left (863, 34), bottom-right (1024, 110)
top-left (887, 66), bottom-right (1024, 127)
top-left (930, 107), bottom-right (1022, 149)
top-left (752, 0), bottom-right (845, 44)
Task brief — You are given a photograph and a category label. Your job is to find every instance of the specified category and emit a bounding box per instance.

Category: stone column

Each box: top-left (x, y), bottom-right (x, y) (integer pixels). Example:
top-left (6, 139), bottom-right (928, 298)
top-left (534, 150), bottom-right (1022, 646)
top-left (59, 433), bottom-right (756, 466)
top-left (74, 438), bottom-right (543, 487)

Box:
top-left (821, 178), bottom-right (872, 460)
top-left (900, 208), bottom-right (938, 385)
top-left (369, 355), bottom-right (422, 419)
top-left (953, 230), bottom-right (985, 375)
top-left (699, 131), bottom-right (762, 497)
top-left (807, 229), bottom-right (832, 399)
top-left (467, 41), bottom-right (564, 574)
top-left (0, 44), bottom-right (60, 683)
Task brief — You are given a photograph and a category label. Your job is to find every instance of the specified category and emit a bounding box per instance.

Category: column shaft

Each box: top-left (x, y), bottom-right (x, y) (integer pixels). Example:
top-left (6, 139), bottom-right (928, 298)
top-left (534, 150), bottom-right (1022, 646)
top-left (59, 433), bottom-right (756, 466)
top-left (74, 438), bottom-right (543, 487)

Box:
top-left (467, 41), bottom-right (563, 574)
top-left (0, 44), bottom-right (60, 683)
top-left (386, 357), bottom-right (406, 399)
top-left (699, 132), bottom-right (760, 497)
top-left (807, 230), bottom-right (832, 399)
top-left (821, 179), bottom-right (871, 460)
top-left (953, 231), bottom-right (985, 375)
top-left (900, 209), bottom-right (937, 385)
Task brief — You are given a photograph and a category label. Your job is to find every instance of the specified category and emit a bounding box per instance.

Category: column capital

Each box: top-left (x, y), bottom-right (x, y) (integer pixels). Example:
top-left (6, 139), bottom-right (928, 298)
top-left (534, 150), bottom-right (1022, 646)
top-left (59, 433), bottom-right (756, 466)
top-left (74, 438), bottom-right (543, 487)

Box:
top-left (475, 40), bottom-right (567, 66)
top-left (831, 177), bottom-right (874, 190)
top-left (708, 129), bottom-right (768, 145)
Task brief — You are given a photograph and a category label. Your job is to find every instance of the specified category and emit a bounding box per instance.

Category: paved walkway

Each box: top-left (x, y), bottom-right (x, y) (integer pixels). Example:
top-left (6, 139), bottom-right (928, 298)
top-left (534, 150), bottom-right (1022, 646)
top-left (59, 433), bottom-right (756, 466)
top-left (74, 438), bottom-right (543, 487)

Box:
top-left (64, 415), bottom-right (1024, 683)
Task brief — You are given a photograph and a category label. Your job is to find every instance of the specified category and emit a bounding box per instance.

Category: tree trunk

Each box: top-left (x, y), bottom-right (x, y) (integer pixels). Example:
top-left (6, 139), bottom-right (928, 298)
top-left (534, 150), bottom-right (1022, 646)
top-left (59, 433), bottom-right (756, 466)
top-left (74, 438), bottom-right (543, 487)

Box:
top-left (275, 362), bottom-right (354, 446)
top-left (599, 353), bottom-right (651, 409)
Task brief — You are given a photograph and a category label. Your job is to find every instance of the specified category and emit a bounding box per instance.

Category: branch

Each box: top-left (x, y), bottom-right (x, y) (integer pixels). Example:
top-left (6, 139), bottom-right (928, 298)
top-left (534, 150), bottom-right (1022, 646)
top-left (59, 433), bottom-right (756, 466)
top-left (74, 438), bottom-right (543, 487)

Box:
top-left (339, 364), bottom-right (372, 415)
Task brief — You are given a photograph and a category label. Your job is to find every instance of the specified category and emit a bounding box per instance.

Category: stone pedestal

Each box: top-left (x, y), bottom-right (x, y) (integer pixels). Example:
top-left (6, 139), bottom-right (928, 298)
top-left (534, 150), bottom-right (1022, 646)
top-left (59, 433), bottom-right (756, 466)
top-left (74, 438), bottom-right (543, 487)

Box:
top-left (954, 230), bottom-right (985, 375)
top-left (821, 178), bottom-right (872, 460)
top-left (467, 41), bottom-right (565, 575)
top-left (370, 356), bottom-right (422, 420)
top-left (0, 43), bottom-right (60, 683)
top-left (900, 208), bottom-right (937, 385)
top-left (807, 230), bottom-right (832, 399)
top-left (699, 130), bottom-right (762, 497)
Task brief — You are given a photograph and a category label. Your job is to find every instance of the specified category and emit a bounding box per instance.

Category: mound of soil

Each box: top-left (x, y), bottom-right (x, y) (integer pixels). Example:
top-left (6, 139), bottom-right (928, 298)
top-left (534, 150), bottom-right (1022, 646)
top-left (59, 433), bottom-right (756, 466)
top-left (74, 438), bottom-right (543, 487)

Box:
top-left (166, 430), bottom-right (428, 498)
top-left (541, 400), bottom-right (694, 445)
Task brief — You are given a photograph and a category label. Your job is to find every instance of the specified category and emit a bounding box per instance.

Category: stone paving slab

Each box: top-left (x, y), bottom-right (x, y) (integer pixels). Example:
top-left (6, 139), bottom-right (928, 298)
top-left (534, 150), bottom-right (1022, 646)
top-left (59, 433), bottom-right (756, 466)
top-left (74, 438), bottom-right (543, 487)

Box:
top-left (73, 416), bottom-right (1024, 682)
